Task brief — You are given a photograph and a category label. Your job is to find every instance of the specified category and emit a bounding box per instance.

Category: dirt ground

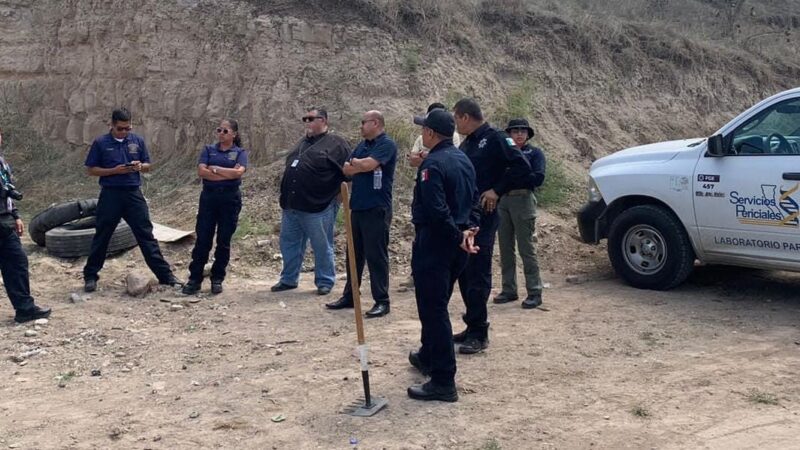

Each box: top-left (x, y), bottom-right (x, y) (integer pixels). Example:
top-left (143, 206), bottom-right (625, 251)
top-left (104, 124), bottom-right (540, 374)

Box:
top-left (2, 230), bottom-right (800, 450)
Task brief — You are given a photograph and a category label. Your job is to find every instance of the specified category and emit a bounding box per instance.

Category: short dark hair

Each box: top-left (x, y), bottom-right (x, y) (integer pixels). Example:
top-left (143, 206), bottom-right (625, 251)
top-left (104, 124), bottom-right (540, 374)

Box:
top-left (427, 102), bottom-right (446, 113)
top-left (307, 107), bottom-right (328, 120)
top-left (111, 108), bottom-right (131, 123)
top-left (453, 98), bottom-right (483, 121)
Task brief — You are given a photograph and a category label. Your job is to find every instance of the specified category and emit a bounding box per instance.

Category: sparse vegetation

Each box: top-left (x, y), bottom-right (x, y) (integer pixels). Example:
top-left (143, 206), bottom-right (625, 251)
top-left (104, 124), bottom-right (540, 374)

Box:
top-left (401, 45), bottom-right (421, 73)
top-left (536, 158), bottom-right (578, 209)
top-left (630, 405), bottom-right (651, 418)
top-left (233, 214), bottom-right (270, 240)
top-left (746, 389), bottom-right (779, 406)
top-left (479, 438), bottom-right (502, 450)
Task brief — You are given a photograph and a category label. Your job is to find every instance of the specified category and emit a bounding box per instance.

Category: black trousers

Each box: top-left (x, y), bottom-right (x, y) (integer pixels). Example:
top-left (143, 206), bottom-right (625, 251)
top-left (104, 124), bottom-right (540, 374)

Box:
top-left (457, 210), bottom-right (500, 339)
top-left (188, 187), bottom-right (242, 283)
top-left (412, 226), bottom-right (468, 387)
top-left (83, 187), bottom-right (173, 282)
top-left (342, 207), bottom-right (391, 303)
top-left (0, 232), bottom-right (35, 311)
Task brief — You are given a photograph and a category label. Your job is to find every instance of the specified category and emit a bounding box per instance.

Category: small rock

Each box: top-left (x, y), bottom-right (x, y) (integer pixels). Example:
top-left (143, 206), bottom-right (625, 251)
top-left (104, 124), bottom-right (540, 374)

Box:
top-left (9, 443), bottom-right (21, 449)
top-left (24, 330), bottom-right (38, 337)
top-left (152, 381), bottom-right (166, 391)
top-left (159, 298), bottom-right (171, 303)
top-left (189, 411), bottom-right (200, 419)
top-left (126, 272), bottom-right (156, 297)
top-left (272, 253), bottom-right (282, 261)
top-left (203, 263), bottom-right (212, 277)
top-left (566, 274), bottom-right (586, 284)
top-left (121, 368), bottom-right (131, 373)
top-left (114, 352), bottom-right (126, 357)
top-left (279, 301), bottom-right (287, 309)
top-left (18, 360), bottom-right (28, 367)
top-left (604, 415), bottom-right (610, 420)
top-left (275, 348), bottom-right (283, 356)
top-left (542, 282), bottom-right (552, 289)
top-left (34, 318), bottom-right (48, 326)
top-left (91, 369), bottom-right (102, 377)
top-left (69, 293), bottom-right (84, 303)
top-left (257, 239), bottom-right (271, 247)
top-left (188, 297), bottom-right (201, 304)
top-left (170, 304), bottom-right (184, 311)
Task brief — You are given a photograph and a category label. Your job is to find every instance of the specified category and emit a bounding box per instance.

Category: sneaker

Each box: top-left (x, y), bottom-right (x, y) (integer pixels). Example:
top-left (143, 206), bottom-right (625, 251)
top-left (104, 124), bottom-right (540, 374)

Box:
top-left (492, 292), bottom-right (519, 304)
top-left (458, 336), bottom-right (489, 354)
top-left (14, 305), bottom-right (52, 323)
top-left (317, 286), bottom-right (331, 295)
top-left (522, 294), bottom-right (542, 309)
top-left (182, 283), bottom-right (201, 295)
top-left (84, 279), bottom-right (97, 293)
top-left (270, 282), bottom-right (297, 292)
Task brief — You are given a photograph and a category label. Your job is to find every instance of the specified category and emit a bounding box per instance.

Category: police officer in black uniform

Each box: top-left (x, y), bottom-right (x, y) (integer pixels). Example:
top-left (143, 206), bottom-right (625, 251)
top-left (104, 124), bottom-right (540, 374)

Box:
top-left (83, 108), bottom-right (181, 292)
top-left (406, 109), bottom-right (480, 402)
top-left (0, 128), bottom-right (51, 323)
top-left (182, 119), bottom-right (248, 296)
top-left (452, 98), bottom-right (531, 354)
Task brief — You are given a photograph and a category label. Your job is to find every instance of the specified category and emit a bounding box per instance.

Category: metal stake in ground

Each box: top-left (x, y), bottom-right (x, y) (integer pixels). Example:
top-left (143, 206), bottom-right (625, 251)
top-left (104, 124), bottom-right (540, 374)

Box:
top-left (340, 182), bottom-right (388, 417)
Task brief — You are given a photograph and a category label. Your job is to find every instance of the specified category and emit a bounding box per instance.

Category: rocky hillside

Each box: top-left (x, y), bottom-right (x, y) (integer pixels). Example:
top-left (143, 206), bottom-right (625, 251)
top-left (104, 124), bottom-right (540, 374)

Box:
top-left (0, 0), bottom-right (797, 213)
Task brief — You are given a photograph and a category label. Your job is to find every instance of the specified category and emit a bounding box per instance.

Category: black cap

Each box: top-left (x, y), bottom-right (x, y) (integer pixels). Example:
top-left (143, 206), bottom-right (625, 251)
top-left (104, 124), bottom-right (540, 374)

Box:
top-left (413, 109), bottom-right (456, 137)
top-left (505, 118), bottom-right (534, 140)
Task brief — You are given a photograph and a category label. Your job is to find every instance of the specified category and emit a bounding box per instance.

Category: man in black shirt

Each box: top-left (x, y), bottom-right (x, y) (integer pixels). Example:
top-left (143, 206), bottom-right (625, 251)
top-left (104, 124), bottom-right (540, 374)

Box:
top-left (452, 98), bottom-right (531, 354)
top-left (272, 108), bottom-right (351, 295)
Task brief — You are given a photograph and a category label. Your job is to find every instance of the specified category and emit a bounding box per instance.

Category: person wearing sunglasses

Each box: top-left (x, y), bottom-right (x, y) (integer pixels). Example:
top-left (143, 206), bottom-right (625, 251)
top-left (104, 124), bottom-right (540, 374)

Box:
top-left (0, 127), bottom-right (51, 322)
top-left (325, 110), bottom-right (397, 318)
top-left (272, 107), bottom-right (351, 296)
top-left (83, 108), bottom-right (182, 292)
top-left (182, 120), bottom-right (248, 295)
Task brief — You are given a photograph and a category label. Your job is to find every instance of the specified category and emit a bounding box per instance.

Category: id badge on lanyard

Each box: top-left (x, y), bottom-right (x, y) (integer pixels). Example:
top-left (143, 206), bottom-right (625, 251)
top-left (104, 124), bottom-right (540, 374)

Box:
top-left (291, 159), bottom-right (299, 168)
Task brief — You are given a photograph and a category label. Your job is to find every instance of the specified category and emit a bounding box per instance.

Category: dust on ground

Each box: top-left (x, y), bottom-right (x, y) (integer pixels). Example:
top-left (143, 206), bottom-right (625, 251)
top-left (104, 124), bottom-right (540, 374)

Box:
top-left (2, 223), bottom-right (800, 449)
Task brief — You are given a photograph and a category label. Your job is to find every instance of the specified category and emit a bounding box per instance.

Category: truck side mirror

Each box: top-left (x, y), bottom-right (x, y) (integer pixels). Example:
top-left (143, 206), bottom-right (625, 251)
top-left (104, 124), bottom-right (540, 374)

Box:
top-left (707, 134), bottom-right (726, 157)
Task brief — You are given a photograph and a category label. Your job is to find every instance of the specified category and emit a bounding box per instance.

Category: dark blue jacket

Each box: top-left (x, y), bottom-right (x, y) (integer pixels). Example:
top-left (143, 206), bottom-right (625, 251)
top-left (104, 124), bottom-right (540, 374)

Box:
top-left (517, 144), bottom-right (546, 191)
top-left (412, 139), bottom-right (480, 247)
top-left (459, 123), bottom-right (530, 196)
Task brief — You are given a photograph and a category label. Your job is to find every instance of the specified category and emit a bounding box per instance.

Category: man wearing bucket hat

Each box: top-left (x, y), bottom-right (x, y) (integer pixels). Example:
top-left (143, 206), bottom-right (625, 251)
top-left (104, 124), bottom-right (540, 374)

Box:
top-left (494, 118), bottom-right (546, 309)
top-left (406, 109), bottom-right (480, 402)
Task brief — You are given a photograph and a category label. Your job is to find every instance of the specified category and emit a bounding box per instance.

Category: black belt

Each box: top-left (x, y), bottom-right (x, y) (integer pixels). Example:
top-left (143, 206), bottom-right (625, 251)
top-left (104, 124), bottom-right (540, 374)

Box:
top-left (505, 189), bottom-right (532, 196)
top-left (203, 185), bottom-right (240, 193)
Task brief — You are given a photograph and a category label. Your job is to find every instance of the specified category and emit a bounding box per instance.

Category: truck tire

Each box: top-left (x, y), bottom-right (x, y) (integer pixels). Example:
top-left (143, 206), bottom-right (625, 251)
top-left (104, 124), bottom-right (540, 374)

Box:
top-left (45, 220), bottom-right (137, 259)
top-left (29, 199), bottom-right (98, 247)
top-left (608, 205), bottom-right (695, 290)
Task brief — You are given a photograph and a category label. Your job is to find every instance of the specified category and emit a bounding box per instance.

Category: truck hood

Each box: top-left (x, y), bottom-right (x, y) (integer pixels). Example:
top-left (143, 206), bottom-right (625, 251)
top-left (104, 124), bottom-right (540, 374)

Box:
top-left (591, 138), bottom-right (704, 170)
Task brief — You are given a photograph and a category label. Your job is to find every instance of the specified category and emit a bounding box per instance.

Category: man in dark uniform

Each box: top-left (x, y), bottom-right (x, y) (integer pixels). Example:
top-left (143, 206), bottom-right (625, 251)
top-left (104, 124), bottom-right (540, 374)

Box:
top-left (325, 110), bottom-right (397, 317)
top-left (452, 98), bottom-right (531, 354)
top-left (406, 109), bottom-right (480, 402)
top-left (83, 108), bottom-right (181, 292)
top-left (0, 129), bottom-right (51, 323)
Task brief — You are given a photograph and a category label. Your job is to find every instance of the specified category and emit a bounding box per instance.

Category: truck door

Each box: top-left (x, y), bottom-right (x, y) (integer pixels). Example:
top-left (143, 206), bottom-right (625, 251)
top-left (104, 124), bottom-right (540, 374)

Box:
top-left (694, 96), bottom-right (800, 262)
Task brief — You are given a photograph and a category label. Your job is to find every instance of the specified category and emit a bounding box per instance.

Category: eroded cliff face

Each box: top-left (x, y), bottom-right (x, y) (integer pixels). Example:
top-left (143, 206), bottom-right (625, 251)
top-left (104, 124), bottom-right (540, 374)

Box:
top-left (0, 0), bottom-right (421, 163)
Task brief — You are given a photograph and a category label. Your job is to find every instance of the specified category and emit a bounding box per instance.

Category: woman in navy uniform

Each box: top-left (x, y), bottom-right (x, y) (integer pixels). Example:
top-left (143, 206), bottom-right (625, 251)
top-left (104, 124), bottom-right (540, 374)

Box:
top-left (182, 120), bottom-right (248, 295)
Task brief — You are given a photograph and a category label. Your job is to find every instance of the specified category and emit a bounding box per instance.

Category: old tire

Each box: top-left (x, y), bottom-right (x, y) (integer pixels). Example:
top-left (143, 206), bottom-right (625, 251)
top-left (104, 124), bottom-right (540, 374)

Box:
top-left (45, 220), bottom-right (137, 258)
top-left (608, 205), bottom-right (695, 290)
top-left (29, 199), bottom-right (98, 246)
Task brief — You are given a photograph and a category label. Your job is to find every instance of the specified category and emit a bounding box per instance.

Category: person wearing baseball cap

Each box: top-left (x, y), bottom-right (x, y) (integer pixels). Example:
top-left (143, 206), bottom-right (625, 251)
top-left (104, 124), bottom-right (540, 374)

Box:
top-left (406, 108), bottom-right (480, 402)
top-left (494, 118), bottom-right (546, 309)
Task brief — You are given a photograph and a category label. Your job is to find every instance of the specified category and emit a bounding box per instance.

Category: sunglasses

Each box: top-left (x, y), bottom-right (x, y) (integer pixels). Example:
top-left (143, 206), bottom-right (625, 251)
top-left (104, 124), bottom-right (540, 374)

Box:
top-left (302, 116), bottom-right (323, 123)
top-left (216, 128), bottom-right (233, 134)
top-left (115, 126), bottom-right (132, 132)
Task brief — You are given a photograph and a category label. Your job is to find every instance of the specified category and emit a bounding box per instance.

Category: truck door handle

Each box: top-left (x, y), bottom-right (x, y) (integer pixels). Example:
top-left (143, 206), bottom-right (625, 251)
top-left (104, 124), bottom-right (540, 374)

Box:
top-left (783, 173), bottom-right (800, 180)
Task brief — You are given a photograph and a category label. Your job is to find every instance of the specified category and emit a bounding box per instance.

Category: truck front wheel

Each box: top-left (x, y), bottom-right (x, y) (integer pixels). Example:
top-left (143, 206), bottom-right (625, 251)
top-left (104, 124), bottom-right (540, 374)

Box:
top-left (608, 205), bottom-right (695, 290)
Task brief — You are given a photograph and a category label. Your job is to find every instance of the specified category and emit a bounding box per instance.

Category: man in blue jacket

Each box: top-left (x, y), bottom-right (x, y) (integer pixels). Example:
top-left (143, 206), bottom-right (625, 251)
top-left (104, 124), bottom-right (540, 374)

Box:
top-left (407, 109), bottom-right (480, 402)
top-left (83, 108), bottom-right (181, 292)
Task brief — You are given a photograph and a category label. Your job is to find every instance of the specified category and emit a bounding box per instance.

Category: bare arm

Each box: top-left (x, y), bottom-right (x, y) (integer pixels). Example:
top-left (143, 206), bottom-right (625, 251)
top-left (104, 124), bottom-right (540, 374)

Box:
top-left (206, 164), bottom-right (246, 180)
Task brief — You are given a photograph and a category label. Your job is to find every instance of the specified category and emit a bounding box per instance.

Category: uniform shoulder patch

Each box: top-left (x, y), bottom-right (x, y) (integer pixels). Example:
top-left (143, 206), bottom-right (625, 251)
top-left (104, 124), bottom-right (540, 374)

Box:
top-left (505, 137), bottom-right (515, 147)
top-left (421, 168), bottom-right (429, 182)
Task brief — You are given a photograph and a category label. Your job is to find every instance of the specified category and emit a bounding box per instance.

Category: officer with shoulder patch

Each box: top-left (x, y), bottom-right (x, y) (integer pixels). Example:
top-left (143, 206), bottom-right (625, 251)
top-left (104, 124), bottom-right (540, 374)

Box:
top-left (451, 98), bottom-right (531, 355)
top-left (406, 109), bottom-right (480, 402)
top-left (0, 127), bottom-right (51, 323)
top-left (182, 119), bottom-right (248, 296)
top-left (83, 108), bottom-right (182, 292)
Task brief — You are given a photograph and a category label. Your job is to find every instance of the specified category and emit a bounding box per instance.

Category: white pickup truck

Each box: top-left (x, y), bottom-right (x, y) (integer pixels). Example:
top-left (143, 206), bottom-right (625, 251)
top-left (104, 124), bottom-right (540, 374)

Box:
top-left (578, 87), bottom-right (800, 289)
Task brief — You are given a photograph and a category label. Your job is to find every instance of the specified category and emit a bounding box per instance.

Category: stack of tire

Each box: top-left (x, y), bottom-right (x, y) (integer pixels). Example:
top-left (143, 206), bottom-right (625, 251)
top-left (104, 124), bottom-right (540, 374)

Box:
top-left (29, 199), bottom-right (137, 258)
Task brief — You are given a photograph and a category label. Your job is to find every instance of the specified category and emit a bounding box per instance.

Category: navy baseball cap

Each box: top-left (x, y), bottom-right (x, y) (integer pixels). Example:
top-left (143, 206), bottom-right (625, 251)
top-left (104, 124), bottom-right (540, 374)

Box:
top-left (413, 109), bottom-right (455, 137)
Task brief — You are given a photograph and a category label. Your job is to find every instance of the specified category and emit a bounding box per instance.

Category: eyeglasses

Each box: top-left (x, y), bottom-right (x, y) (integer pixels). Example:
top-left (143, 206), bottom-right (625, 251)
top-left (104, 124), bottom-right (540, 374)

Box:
top-left (216, 128), bottom-right (232, 134)
top-left (115, 126), bottom-right (132, 132)
top-left (361, 119), bottom-right (377, 125)
top-left (302, 116), bottom-right (323, 123)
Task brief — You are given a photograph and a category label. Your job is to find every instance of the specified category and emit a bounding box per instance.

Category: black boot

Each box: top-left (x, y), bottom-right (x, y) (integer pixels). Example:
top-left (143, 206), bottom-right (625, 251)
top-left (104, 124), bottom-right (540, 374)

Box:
top-left (407, 381), bottom-right (458, 402)
top-left (15, 305), bottom-right (52, 323)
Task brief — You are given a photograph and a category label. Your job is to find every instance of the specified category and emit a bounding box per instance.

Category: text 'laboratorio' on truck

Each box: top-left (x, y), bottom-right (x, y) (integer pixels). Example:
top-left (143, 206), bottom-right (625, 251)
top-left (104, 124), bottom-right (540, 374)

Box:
top-left (578, 87), bottom-right (800, 290)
